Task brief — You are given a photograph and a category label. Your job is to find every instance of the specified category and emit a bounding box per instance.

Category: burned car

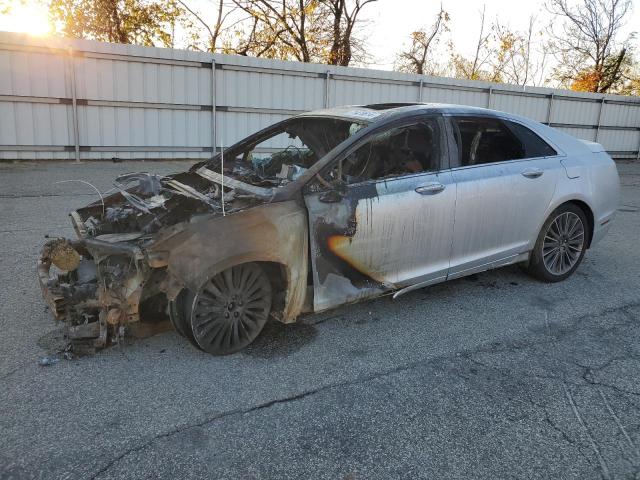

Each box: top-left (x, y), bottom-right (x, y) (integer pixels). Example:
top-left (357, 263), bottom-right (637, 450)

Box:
top-left (39, 103), bottom-right (620, 355)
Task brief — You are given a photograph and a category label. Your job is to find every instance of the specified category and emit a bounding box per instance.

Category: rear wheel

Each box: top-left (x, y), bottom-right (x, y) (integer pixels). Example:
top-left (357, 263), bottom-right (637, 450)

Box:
top-left (190, 264), bottom-right (272, 355)
top-left (527, 204), bottom-right (588, 282)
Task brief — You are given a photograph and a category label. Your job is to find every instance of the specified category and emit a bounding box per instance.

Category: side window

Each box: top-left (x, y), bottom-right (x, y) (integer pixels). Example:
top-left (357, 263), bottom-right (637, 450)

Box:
top-left (338, 119), bottom-right (441, 184)
top-left (452, 116), bottom-right (525, 166)
top-left (503, 121), bottom-right (557, 158)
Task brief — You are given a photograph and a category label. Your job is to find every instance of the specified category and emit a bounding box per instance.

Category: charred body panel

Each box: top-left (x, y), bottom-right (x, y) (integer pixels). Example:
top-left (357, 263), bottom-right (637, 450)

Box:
top-left (305, 171), bottom-right (456, 312)
top-left (305, 183), bottom-right (390, 311)
top-left (151, 201), bottom-right (308, 323)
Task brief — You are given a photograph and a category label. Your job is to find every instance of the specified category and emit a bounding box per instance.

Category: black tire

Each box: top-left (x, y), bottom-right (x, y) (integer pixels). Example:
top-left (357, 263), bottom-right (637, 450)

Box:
top-left (527, 203), bottom-right (589, 282)
top-left (189, 264), bottom-right (272, 355)
top-left (168, 289), bottom-right (200, 349)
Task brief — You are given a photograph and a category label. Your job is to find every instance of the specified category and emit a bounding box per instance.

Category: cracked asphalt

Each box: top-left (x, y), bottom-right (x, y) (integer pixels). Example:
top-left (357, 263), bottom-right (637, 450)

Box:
top-left (1, 160), bottom-right (639, 480)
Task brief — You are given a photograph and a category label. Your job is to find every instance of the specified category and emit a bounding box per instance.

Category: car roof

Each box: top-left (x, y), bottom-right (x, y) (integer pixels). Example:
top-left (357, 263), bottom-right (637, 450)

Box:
top-left (298, 103), bottom-right (498, 123)
top-left (297, 102), bottom-right (588, 157)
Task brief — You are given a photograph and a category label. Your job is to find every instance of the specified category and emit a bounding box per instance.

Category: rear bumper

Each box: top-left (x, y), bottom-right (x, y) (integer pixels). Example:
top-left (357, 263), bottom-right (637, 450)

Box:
top-left (591, 211), bottom-right (616, 247)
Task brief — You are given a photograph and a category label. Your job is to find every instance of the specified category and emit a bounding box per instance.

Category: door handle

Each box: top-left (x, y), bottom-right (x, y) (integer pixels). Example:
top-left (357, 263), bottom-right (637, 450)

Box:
top-left (521, 168), bottom-right (543, 179)
top-left (415, 182), bottom-right (445, 195)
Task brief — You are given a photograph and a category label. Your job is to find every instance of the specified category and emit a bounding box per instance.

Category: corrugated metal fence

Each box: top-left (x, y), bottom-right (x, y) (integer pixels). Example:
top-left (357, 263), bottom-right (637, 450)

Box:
top-left (1, 31), bottom-right (639, 161)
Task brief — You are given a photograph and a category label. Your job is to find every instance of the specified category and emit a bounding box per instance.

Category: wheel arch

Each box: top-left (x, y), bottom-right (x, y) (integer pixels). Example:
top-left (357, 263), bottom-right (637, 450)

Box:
top-left (563, 199), bottom-right (595, 248)
top-left (541, 195), bottom-right (596, 249)
top-left (163, 201), bottom-right (309, 323)
top-left (183, 254), bottom-right (302, 324)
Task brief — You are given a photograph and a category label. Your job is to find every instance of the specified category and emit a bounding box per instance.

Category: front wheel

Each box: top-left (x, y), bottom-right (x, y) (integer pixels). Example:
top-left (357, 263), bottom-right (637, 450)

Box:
top-left (189, 264), bottom-right (272, 355)
top-left (527, 204), bottom-right (589, 282)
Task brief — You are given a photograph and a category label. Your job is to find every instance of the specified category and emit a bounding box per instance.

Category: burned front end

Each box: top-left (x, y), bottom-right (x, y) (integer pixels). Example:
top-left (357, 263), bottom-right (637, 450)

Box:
top-left (37, 113), bottom-right (368, 354)
top-left (38, 236), bottom-right (152, 353)
top-left (37, 170), bottom-right (261, 354)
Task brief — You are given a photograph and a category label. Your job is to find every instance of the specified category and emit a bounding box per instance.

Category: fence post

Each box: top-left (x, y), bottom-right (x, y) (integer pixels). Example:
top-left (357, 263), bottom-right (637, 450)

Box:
top-left (418, 78), bottom-right (424, 102)
top-left (486, 87), bottom-right (493, 108)
top-left (68, 48), bottom-right (80, 163)
top-left (546, 93), bottom-right (555, 125)
top-left (211, 59), bottom-right (217, 158)
top-left (595, 97), bottom-right (605, 143)
top-left (324, 70), bottom-right (331, 108)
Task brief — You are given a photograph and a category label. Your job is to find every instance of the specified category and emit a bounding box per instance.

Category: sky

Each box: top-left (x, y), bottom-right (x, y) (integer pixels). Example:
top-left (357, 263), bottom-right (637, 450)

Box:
top-left (360, 0), bottom-right (640, 73)
top-left (1, 0), bottom-right (638, 82)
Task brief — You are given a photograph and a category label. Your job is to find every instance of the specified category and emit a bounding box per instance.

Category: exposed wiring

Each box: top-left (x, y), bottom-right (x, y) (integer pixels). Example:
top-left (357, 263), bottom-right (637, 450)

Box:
top-left (54, 180), bottom-right (105, 218)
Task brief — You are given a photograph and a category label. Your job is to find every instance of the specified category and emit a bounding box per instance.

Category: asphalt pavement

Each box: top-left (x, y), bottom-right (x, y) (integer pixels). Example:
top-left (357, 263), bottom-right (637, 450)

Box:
top-left (1, 159), bottom-right (639, 480)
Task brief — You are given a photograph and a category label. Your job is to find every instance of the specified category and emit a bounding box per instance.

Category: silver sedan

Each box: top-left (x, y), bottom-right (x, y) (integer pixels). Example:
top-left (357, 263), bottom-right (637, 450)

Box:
top-left (39, 103), bottom-right (620, 355)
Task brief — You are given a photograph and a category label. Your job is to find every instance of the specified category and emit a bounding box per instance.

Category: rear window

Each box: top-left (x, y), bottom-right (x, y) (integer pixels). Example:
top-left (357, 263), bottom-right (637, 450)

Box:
top-left (504, 120), bottom-right (557, 158)
top-left (451, 116), bottom-right (557, 167)
top-left (452, 117), bottom-right (525, 166)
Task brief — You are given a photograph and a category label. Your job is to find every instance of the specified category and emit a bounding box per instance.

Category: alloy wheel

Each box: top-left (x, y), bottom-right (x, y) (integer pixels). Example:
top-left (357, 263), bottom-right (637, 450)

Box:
top-left (542, 211), bottom-right (585, 276)
top-left (190, 264), bottom-right (272, 355)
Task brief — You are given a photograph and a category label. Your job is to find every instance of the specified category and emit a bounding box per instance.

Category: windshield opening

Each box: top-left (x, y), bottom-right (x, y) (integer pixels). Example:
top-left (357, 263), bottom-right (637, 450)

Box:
top-left (203, 117), bottom-right (366, 189)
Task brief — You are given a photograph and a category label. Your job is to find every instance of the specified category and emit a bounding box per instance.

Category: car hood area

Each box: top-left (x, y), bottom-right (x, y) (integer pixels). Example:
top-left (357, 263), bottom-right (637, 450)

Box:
top-left (71, 169), bottom-right (266, 242)
top-left (37, 167), bottom-right (304, 355)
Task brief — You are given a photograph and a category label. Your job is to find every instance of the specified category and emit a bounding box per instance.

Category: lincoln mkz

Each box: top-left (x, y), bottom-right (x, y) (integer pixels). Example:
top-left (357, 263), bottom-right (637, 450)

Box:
top-left (38, 104), bottom-right (620, 355)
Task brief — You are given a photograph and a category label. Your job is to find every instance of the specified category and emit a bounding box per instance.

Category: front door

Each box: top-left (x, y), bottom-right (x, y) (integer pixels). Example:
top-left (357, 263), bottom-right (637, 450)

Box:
top-left (303, 118), bottom-right (456, 312)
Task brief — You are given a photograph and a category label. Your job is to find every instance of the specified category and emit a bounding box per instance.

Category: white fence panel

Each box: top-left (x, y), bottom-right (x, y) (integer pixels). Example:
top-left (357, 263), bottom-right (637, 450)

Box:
top-left (0, 30), bottom-right (639, 161)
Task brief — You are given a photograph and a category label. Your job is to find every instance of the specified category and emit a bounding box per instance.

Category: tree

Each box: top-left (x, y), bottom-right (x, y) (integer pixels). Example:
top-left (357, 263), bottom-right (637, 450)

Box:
top-left (617, 52), bottom-right (640, 95)
top-left (492, 17), bottom-right (550, 86)
top-left (445, 10), bottom-right (552, 87)
top-left (395, 6), bottom-right (449, 75)
top-left (448, 5), bottom-right (496, 81)
top-left (177, 0), bottom-right (250, 53)
top-left (323, 0), bottom-right (377, 66)
top-left (228, 0), bottom-right (374, 64)
top-left (231, 0), bottom-right (327, 62)
top-left (547, 0), bottom-right (634, 93)
top-left (48, 0), bottom-right (187, 47)
top-left (0, 0), bottom-right (15, 15)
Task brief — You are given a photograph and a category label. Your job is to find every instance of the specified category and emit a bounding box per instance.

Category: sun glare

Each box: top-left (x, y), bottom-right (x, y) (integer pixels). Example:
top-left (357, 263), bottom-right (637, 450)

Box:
top-left (0, 2), bottom-right (51, 37)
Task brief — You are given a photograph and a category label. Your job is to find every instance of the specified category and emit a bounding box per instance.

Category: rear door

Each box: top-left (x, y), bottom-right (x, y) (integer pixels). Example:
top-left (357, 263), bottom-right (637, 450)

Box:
top-left (446, 115), bottom-right (561, 279)
top-left (304, 116), bottom-right (456, 312)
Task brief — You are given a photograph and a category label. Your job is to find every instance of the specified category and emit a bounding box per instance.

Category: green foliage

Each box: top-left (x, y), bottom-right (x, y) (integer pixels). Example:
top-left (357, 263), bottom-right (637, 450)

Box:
top-left (0, 0), bottom-right (21, 15)
top-left (48, 0), bottom-right (186, 47)
top-left (548, 0), bottom-right (633, 93)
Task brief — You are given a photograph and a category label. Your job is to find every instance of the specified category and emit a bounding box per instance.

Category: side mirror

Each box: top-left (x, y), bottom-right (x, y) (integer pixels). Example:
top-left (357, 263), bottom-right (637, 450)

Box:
top-left (318, 189), bottom-right (344, 203)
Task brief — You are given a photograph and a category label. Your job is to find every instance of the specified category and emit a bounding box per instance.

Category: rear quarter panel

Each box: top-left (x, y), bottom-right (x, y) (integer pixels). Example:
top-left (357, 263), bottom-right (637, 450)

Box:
top-left (542, 151), bottom-right (619, 247)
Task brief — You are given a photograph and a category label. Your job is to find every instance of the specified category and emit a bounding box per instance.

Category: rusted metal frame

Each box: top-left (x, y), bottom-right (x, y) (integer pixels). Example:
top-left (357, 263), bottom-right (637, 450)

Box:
top-left (37, 256), bottom-right (65, 318)
top-left (37, 236), bottom-right (145, 350)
